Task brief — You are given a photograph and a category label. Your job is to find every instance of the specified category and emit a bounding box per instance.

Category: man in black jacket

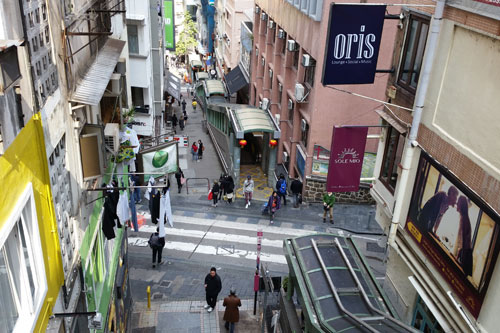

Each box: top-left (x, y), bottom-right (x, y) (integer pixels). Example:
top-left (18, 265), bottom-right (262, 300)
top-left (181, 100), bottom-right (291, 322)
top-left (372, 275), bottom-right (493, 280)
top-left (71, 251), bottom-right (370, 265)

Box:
top-left (290, 178), bottom-right (303, 208)
top-left (204, 267), bottom-right (222, 313)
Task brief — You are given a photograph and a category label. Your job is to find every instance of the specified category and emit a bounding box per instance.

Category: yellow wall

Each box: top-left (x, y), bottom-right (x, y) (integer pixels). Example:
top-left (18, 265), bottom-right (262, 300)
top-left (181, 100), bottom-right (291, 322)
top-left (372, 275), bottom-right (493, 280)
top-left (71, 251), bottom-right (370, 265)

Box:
top-left (0, 114), bottom-right (64, 331)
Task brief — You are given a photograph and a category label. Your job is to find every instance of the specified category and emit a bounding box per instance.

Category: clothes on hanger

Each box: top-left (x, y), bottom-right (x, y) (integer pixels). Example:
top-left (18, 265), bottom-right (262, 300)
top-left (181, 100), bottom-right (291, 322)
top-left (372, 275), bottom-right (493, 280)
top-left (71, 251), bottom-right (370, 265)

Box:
top-left (151, 190), bottom-right (161, 224)
top-left (102, 181), bottom-right (119, 240)
top-left (116, 190), bottom-right (130, 226)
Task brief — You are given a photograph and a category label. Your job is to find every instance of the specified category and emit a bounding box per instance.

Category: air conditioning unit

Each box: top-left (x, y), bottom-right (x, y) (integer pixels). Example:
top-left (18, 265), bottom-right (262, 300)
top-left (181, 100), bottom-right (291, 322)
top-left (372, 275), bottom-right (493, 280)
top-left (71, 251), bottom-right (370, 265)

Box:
top-left (301, 119), bottom-right (307, 132)
top-left (255, 6), bottom-right (260, 14)
top-left (287, 40), bottom-right (297, 52)
top-left (282, 151), bottom-right (289, 162)
top-left (287, 98), bottom-right (293, 110)
top-left (261, 56), bottom-right (265, 66)
top-left (261, 12), bottom-right (267, 21)
top-left (278, 29), bottom-right (285, 39)
top-left (295, 83), bottom-right (305, 101)
top-left (268, 20), bottom-right (275, 29)
top-left (278, 82), bottom-right (283, 92)
top-left (269, 69), bottom-right (273, 78)
top-left (261, 98), bottom-right (270, 110)
top-left (110, 73), bottom-right (121, 94)
top-left (104, 123), bottom-right (120, 153)
top-left (302, 54), bottom-right (315, 67)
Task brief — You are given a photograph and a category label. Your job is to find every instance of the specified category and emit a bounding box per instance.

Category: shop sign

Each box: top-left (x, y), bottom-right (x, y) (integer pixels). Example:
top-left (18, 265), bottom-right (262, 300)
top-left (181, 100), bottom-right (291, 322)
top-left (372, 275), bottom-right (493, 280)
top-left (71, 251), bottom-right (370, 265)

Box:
top-left (406, 152), bottom-right (500, 318)
top-left (140, 142), bottom-right (178, 179)
top-left (322, 4), bottom-right (386, 85)
top-left (326, 126), bottom-right (368, 192)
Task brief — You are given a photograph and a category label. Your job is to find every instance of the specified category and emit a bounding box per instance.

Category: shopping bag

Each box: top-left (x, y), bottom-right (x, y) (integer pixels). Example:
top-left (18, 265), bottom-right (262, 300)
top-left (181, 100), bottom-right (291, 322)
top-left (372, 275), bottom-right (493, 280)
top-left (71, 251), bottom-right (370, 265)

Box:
top-left (208, 190), bottom-right (213, 200)
top-left (180, 176), bottom-right (186, 185)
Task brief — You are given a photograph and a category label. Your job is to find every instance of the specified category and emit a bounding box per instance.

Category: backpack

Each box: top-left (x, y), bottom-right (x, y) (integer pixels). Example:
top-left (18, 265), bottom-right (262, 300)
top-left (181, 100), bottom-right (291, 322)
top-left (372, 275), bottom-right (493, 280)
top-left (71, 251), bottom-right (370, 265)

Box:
top-left (279, 180), bottom-right (287, 194)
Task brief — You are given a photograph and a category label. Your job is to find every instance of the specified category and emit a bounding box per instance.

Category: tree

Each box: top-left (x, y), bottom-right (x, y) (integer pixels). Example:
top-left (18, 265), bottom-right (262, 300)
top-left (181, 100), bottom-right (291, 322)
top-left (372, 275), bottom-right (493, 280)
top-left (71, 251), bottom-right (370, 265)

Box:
top-left (175, 12), bottom-right (198, 56)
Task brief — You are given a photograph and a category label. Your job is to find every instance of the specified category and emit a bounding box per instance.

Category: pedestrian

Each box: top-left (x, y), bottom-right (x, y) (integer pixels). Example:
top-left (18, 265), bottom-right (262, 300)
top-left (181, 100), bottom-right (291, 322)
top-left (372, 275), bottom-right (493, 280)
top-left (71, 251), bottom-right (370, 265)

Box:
top-left (130, 174), bottom-right (141, 204)
top-left (218, 174), bottom-right (225, 201)
top-left (177, 98), bottom-right (181, 107)
top-left (204, 267), bottom-right (222, 313)
top-left (179, 115), bottom-right (185, 131)
top-left (290, 178), bottom-right (303, 208)
top-left (243, 175), bottom-right (254, 209)
top-left (175, 167), bottom-right (185, 193)
top-left (171, 113), bottom-right (178, 129)
top-left (198, 140), bottom-right (204, 160)
top-left (322, 191), bottom-right (335, 224)
top-left (211, 180), bottom-right (220, 207)
top-left (191, 142), bottom-right (199, 161)
top-left (181, 98), bottom-right (186, 112)
top-left (148, 227), bottom-right (165, 268)
top-left (192, 99), bottom-right (198, 111)
top-left (268, 191), bottom-right (281, 224)
top-left (276, 174), bottom-right (287, 206)
top-left (223, 288), bottom-right (241, 332)
top-left (183, 110), bottom-right (188, 124)
top-left (224, 175), bottom-right (234, 204)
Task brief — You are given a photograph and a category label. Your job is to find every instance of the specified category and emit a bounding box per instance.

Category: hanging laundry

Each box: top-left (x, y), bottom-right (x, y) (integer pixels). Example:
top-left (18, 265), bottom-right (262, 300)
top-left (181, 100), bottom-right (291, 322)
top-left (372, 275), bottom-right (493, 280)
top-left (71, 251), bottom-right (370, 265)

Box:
top-left (116, 191), bottom-right (130, 226)
top-left (164, 189), bottom-right (174, 228)
top-left (102, 182), bottom-right (119, 240)
top-left (144, 176), bottom-right (155, 201)
top-left (151, 190), bottom-right (161, 224)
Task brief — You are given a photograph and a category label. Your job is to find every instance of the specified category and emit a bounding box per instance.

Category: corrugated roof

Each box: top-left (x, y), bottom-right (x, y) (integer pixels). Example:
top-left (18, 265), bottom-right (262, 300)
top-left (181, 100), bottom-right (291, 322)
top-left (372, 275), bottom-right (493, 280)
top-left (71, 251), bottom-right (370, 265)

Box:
top-left (233, 107), bottom-right (275, 133)
top-left (70, 38), bottom-right (126, 105)
top-left (196, 72), bottom-right (209, 80)
top-left (205, 80), bottom-right (225, 95)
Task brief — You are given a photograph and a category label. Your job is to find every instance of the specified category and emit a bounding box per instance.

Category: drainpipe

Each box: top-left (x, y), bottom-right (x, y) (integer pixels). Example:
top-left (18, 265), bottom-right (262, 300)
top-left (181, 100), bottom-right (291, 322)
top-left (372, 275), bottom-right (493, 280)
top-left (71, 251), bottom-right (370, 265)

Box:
top-left (388, 0), bottom-right (446, 247)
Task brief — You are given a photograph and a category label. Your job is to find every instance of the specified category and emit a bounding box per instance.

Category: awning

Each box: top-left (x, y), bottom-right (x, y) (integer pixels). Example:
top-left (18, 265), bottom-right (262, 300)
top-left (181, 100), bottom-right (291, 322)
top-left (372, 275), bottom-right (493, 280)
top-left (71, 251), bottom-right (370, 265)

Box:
top-left (165, 70), bottom-right (181, 100)
top-left (205, 79), bottom-right (225, 95)
top-left (375, 109), bottom-right (409, 134)
top-left (70, 38), bottom-right (126, 105)
top-left (196, 72), bottom-right (209, 81)
top-left (229, 105), bottom-right (280, 139)
top-left (225, 64), bottom-right (249, 95)
top-left (190, 59), bottom-right (203, 68)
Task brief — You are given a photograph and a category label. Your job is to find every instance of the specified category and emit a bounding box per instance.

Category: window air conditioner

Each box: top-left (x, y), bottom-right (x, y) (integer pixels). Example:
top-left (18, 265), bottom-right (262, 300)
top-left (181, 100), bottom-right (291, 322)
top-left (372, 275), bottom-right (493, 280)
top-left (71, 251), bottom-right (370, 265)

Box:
top-left (104, 123), bottom-right (120, 153)
top-left (261, 98), bottom-right (270, 110)
top-left (278, 29), bottom-right (285, 39)
top-left (302, 54), bottom-right (315, 67)
top-left (278, 82), bottom-right (283, 92)
top-left (261, 13), bottom-right (267, 21)
top-left (269, 69), bottom-right (273, 78)
top-left (282, 151), bottom-right (289, 162)
top-left (301, 119), bottom-right (307, 132)
top-left (295, 83), bottom-right (305, 101)
top-left (268, 20), bottom-right (275, 29)
top-left (287, 40), bottom-right (297, 52)
top-left (287, 98), bottom-right (293, 110)
top-left (110, 73), bottom-right (121, 94)
top-left (255, 6), bottom-right (260, 14)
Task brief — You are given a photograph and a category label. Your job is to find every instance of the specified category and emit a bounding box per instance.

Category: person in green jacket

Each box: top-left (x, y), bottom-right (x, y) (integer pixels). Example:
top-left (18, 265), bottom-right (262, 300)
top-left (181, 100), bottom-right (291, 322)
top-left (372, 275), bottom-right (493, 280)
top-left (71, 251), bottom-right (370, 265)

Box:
top-left (322, 192), bottom-right (335, 224)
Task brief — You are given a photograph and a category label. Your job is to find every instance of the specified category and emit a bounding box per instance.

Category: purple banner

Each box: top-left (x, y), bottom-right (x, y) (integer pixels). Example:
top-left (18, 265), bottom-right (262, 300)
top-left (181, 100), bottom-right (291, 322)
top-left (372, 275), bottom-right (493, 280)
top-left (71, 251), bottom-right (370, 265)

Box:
top-left (326, 126), bottom-right (368, 192)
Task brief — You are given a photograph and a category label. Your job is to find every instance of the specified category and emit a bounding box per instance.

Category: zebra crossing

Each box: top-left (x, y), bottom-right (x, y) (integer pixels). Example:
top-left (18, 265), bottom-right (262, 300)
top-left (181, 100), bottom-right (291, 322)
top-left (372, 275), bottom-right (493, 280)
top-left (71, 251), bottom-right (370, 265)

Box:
top-left (128, 210), bottom-right (318, 271)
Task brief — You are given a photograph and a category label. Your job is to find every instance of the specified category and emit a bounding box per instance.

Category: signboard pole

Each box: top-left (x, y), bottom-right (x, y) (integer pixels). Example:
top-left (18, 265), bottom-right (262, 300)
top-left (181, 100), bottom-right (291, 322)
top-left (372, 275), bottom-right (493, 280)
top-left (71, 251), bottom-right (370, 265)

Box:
top-left (254, 230), bottom-right (263, 315)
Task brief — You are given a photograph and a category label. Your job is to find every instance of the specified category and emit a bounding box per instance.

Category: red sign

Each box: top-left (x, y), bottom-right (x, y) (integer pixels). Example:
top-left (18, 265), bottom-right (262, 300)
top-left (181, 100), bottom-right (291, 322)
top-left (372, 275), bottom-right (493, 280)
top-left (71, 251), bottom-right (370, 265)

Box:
top-left (326, 126), bottom-right (368, 192)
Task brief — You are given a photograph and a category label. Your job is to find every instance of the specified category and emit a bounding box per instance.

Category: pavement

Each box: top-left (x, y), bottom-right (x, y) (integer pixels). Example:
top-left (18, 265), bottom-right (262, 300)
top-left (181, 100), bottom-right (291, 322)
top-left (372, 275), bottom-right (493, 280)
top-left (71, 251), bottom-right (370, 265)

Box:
top-left (129, 77), bottom-right (386, 332)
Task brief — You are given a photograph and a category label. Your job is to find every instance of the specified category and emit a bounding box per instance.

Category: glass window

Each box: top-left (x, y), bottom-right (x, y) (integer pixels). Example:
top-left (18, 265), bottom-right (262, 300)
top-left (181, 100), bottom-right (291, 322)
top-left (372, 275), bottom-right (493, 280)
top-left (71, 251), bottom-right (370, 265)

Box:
top-left (379, 125), bottom-right (405, 192)
top-left (131, 87), bottom-right (144, 106)
top-left (301, 119), bottom-right (309, 148)
top-left (288, 99), bottom-right (294, 122)
top-left (304, 61), bottom-right (316, 87)
top-left (281, 33), bottom-right (287, 55)
top-left (398, 14), bottom-right (429, 92)
top-left (0, 249), bottom-right (19, 331)
top-left (292, 44), bottom-right (300, 69)
top-left (127, 25), bottom-right (139, 54)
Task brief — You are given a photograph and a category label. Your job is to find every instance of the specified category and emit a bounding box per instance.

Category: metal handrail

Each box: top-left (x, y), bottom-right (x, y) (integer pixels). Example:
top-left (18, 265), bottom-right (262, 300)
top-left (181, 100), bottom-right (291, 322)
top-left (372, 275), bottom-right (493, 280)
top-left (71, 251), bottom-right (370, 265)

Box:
top-left (331, 238), bottom-right (418, 332)
top-left (185, 177), bottom-right (210, 194)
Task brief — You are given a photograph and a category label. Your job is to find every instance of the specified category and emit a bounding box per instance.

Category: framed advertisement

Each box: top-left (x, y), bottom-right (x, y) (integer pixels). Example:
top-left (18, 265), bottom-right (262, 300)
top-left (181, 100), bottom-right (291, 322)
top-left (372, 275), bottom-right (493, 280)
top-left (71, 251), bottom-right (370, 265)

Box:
top-left (405, 152), bottom-right (500, 318)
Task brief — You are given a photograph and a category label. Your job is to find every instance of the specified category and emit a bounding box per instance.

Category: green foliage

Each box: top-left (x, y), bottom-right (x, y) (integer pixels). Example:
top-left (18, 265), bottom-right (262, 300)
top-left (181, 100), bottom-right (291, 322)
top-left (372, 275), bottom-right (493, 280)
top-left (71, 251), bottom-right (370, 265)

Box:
top-left (175, 12), bottom-right (198, 56)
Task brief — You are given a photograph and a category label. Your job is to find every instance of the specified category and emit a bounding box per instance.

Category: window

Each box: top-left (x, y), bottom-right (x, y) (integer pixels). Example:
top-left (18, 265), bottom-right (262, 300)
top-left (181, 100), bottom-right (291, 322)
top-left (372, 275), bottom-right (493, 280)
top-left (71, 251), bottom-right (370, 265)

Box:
top-left (301, 119), bottom-right (309, 147)
top-left (45, 27), bottom-right (50, 44)
top-left (42, 4), bottom-right (47, 21)
top-left (398, 14), bottom-right (429, 92)
top-left (292, 44), bottom-right (300, 69)
top-left (0, 184), bottom-right (47, 332)
top-left (304, 64), bottom-right (316, 87)
top-left (131, 87), bottom-right (144, 107)
top-left (281, 33), bottom-right (287, 55)
top-left (127, 25), bottom-right (139, 54)
top-left (288, 99), bottom-right (294, 122)
top-left (379, 125), bottom-right (405, 192)
top-left (278, 82), bottom-right (283, 106)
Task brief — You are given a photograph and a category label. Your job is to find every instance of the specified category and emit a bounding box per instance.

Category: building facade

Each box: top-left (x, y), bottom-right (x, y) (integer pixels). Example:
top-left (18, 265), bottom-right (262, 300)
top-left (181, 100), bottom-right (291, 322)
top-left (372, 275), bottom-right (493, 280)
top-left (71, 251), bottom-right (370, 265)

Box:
top-left (370, 1), bottom-right (500, 331)
top-left (251, 0), bottom-right (398, 199)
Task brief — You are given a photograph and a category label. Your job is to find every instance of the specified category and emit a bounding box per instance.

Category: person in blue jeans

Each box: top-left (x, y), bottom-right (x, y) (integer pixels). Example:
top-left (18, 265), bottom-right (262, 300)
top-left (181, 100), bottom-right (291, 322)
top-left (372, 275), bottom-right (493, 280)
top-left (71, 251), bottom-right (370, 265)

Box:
top-left (130, 174), bottom-right (141, 203)
top-left (276, 174), bottom-right (287, 206)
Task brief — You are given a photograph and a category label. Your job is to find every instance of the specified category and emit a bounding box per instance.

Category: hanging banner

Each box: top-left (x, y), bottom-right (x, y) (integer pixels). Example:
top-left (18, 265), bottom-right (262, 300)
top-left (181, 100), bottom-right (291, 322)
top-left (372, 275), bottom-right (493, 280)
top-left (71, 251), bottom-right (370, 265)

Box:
top-left (406, 152), bottom-right (500, 318)
top-left (322, 4), bottom-right (386, 85)
top-left (140, 143), bottom-right (178, 179)
top-left (326, 126), bottom-right (368, 192)
top-left (164, 0), bottom-right (175, 51)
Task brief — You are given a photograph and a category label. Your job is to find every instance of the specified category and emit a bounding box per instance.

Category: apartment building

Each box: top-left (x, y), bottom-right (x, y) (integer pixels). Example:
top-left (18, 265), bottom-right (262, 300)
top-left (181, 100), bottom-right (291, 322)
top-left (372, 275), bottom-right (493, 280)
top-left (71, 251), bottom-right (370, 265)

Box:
top-left (251, 0), bottom-right (397, 200)
top-left (369, 1), bottom-right (500, 331)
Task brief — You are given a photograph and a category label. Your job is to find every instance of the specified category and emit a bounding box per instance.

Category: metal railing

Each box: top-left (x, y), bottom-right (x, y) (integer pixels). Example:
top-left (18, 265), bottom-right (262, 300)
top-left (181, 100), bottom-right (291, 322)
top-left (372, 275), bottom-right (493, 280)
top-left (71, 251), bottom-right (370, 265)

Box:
top-left (185, 177), bottom-right (210, 194)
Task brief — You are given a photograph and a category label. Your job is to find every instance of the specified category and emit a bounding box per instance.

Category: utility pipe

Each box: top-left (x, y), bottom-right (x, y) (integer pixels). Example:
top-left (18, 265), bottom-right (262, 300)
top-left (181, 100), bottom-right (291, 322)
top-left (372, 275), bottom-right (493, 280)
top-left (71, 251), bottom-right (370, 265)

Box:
top-left (388, 0), bottom-right (446, 247)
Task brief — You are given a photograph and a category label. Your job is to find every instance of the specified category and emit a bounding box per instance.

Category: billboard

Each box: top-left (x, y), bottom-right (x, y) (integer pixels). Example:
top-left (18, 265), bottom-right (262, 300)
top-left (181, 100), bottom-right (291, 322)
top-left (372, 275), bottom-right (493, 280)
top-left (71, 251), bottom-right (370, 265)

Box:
top-left (322, 4), bottom-right (386, 85)
top-left (140, 142), bottom-right (178, 179)
top-left (326, 126), bottom-right (368, 192)
top-left (406, 152), bottom-right (500, 318)
top-left (164, 0), bottom-right (175, 51)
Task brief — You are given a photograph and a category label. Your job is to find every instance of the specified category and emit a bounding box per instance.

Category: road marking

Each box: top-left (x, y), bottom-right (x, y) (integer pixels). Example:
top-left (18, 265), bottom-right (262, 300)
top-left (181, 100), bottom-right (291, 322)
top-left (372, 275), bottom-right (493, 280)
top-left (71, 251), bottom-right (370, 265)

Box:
top-left (128, 237), bottom-right (287, 265)
top-left (138, 225), bottom-right (284, 248)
